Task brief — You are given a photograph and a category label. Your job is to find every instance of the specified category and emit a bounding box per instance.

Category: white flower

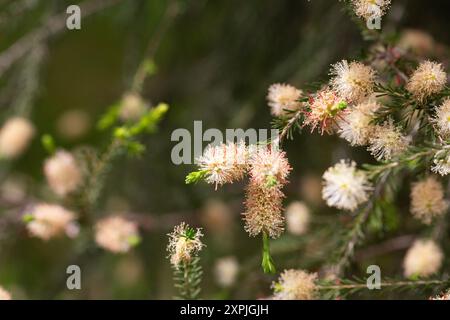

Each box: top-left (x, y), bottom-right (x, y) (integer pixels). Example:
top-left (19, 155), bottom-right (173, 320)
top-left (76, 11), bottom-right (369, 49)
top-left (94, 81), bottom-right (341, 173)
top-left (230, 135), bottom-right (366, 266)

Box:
top-left (272, 269), bottom-right (317, 300)
top-left (330, 60), bottom-right (376, 103)
top-left (322, 160), bottom-right (372, 211)
top-left (337, 100), bottom-right (380, 146)
top-left (432, 149), bottom-right (450, 176)
top-left (410, 176), bottom-right (448, 224)
top-left (403, 239), bottom-right (443, 278)
top-left (0, 286), bottom-right (11, 300)
top-left (167, 222), bottom-right (204, 267)
top-left (26, 203), bottom-right (77, 241)
top-left (368, 119), bottom-right (410, 161)
top-left (433, 98), bottom-right (450, 138)
top-left (214, 256), bottom-right (239, 288)
top-left (406, 61), bottom-right (447, 102)
top-left (267, 83), bottom-right (302, 116)
top-left (44, 150), bottom-right (82, 196)
top-left (119, 92), bottom-right (147, 121)
top-left (285, 201), bottom-right (310, 236)
top-left (57, 109), bottom-right (91, 140)
top-left (95, 216), bottom-right (140, 253)
top-left (0, 117), bottom-right (35, 159)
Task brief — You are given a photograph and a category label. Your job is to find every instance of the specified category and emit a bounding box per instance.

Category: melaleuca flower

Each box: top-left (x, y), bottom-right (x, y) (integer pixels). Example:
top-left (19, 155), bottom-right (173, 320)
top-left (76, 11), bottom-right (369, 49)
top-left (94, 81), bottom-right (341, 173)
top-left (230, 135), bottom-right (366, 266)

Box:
top-left (0, 286), bottom-right (11, 300)
top-left (410, 176), bottom-right (448, 224)
top-left (272, 269), bottom-right (317, 300)
top-left (243, 182), bottom-right (285, 238)
top-left (167, 222), bottom-right (204, 267)
top-left (26, 203), bottom-right (78, 241)
top-left (433, 98), bottom-right (450, 138)
top-left (214, 256), bottom-right (239, 288)
top-left (432, 149), bottom-right (450, 176)
top-left (196, 141), bottom-right (248, 188)
top-left (285, 201), bottom-right (310, 236)
top-left (403, 239), bottom-right (443, 278)
top-left (330, 60), bottom-right (376, 103)
top-left (351, 0), bottom-right (391, 20)
top-left (95, 216), bottom-right (140, 253)
top-left (57, 109), bottom-right (91, 140)
top-left (368, 119), bottom-right (410, 161)
top-left (431, 291), bottom-right (450, 300)
top-left (304, 88), bottom-right (348, 134)
top-left (44, 150), bottom-right (82, 196)
top-left (406, 61), bottom-right (447, 102)
top-left (322, 160), bottom-right (372, 211)
top-left (398, 29), bottom-right (435, 56)
top-left (337, 100), bottom-right (381, 146)
top-left (249, 148), bottom-right (291, 187)
top-left (267, 83), bottom-right (303, 117)
top-left (119, 92), bottom-right (147, 121)
top-left (0, 117), bottom-right (35, 159)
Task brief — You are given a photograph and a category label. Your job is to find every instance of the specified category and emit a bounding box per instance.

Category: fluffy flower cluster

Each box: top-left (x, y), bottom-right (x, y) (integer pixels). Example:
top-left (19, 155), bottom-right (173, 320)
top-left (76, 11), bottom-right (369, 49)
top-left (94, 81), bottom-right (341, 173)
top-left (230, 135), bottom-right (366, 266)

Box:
top-left (403, 239), bottom-right (443, 278)
top-left (337, 100), bottom-right (380, 146)
top-left (197, 141), bottom-right (248, 188)
top-left (330, 60), bottom-right (376, 103)
top-left (272, 269), bottom-right (317, 300)
top-left (410, 176), bottom-right (448, 224)
top-left (214, 256), bottom-right (239, 288)
top-left (304, 87), bottom-right (348, 134)
top-left (406, 61), bottom-right (447, 102)
top-left (167, 222), bottom-right (204, 267)
top-left (26, 203), bottom-right (78, 241)
top-left (367, 119), bottom-right (410, 161)
top-left (0, 286), bottom-right (11, 300)
top-left (44, 150), bottom-right (82, 196)
top-left (267, 83), bottom-right (303, 117)
top-left (243, 148), bottom-right (291, 238)
top-left (322, 160), bottom-right (372, 211)
top-left (351, 0), bottom-right (391, 20)
top-left (0, 117), bottom-right (35, 159)
top-left (433, 98), bottom-right (450, 138)
top-left (95, 216), bottom-right (140, 253)
top-left (285, 201), bottom-right (310, 236)
top-left (432, 149), bottom-right (450, 176)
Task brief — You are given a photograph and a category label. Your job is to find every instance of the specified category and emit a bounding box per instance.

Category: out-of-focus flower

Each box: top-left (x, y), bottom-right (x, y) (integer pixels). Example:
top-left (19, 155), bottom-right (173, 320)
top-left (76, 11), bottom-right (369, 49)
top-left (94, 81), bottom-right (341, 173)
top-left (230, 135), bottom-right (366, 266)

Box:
top-left (272, 269), bottom-right (317, 300)
top-left (95, 216), bottom-right (140, 253)
top-left (433, 98), bottom-right (450, 138)
top-left (0, 286), bottom-right (11, 300)
top-left (196, 141), bottom-right (249, 188)
top-left (26, 203), bottom-right (77, 241)
top-left (337, 100), bottom-right (380, 146)
top-left (330, 60), bottom-right (376, 103)
top-left (410, 176), bottom-right (448, 224)
top-left (0, 117), bottom-right (35, 159)
top-left (431, 291), bottom-right (450, 300)
top-left (406, 61), bottom-right (446, 102)
top-left (322, 160), bottom-right (372, 211)
top-left (398, 29), bottom-right (435, 56)
top-left (44, 150), bottom-right (82, 196)
top-left (351, 0), bottom-right (391, 20)
top-left (368, 119), bottom-right (410, 161)
top-left (285, 201), bottom-right (310, 236)
top-left (0, 176), bottom-right (27, 204)
top-left (119, 92), bottom-right (147, 122)
top-left (214, 256), bottom-right (239, 288)
top-left (403, 239), bottom-right (443, 278)
top-left (200, 199), bottom-right (233, 234)
top-left (57, 109), bottom-right (91, 140)
top-left (304, 88), bottom-right (347, 134)
top-left (267, 83), bottom-right (303, 117)
top-left (167, 222), bottom-right (204, 267)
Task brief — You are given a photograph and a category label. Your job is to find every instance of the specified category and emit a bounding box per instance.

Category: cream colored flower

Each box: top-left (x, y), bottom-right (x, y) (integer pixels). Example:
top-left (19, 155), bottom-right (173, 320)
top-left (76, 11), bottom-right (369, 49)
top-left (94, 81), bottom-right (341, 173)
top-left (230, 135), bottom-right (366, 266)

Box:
top-left (351, 0), bottom-right (391, 20)
top-left (0, 117), bottom-right (35, 159)
top-left (330, 60), bottom-right (376, 103)
top-left (322, 160), bottom-right (372, 211)
top-left (368, 119), bottom-right (410, 161)
top-left (57, 109), bottom-right (91, 140)
top-left (433, 98), bottom-right (450, 138)
top-left (0, 286), bottom-right (11, 300)
top-left (398, 29), bottom-right (435, 56)
top-left (119, 92), bottom-right (147, 121)
top-left (214, 256), bottom-right (239, 288)
top-left (285, 201), bottom-right (310, 236)
top-left (403, 239), bottom-right (443, 278)
top-left (267, 83), bottom-right (303, 116)
top-left (410, 176), bottom-right (448, 224)
top-left (44, 150), bottom-right (82, 196)
top-left (432, 149), bottom-right (450, 176)
top-left (272, 269), bottom-right (317, 300)
top-left (95, 216), bottom-right (140, 253)
top-left (167, 222), bottom-right (204, 267)
top-left (26, 203), bottom-right (77, 241)
top-left (406, 61), bottom-right (447, 102)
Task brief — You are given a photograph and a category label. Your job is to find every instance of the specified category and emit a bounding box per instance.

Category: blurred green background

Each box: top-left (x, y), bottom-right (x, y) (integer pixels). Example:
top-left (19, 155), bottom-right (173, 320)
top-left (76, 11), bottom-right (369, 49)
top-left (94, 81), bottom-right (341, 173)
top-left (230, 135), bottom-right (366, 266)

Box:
top-left (0, 0), bottom-right (449, 299)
